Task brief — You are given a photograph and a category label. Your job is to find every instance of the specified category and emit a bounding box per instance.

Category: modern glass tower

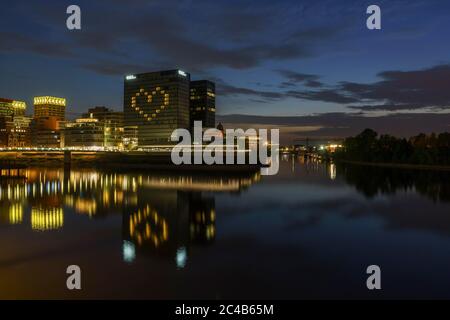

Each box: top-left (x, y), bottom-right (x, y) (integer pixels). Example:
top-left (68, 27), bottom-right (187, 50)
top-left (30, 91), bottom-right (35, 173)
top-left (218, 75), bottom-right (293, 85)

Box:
top-left (189, 80), bottom-right (215, 129)
top-left (123, 70), bottom-right (190, 147)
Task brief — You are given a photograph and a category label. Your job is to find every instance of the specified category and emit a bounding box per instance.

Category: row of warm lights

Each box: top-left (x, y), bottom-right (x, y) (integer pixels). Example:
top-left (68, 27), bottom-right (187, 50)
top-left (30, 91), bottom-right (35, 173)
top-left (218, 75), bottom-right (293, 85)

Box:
top-left (0, 171), bottom-right (258, 200)
top-left (33, 96), bottom-right (66, 107)
top-left (9, 203), bottom-right (23, 224)
top-left (12, 100), bottom-right (26, 109)
top-left (30, 207), bottom-right (64, 231)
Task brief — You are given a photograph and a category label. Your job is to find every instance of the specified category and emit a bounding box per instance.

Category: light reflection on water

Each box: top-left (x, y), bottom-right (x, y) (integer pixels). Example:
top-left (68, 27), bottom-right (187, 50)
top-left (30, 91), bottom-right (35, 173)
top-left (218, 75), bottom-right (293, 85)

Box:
top-left (1, 156), bottom-right (450, 299)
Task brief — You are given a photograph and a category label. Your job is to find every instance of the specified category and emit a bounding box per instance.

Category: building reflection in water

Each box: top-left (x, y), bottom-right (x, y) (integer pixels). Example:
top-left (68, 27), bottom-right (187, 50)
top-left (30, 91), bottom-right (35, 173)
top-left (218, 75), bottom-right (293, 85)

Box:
top-left (0, 167), bottom-right (259, 267)
top-left (31, 207), bottom-right (64, 231)
top-left (329, 163), bottom-right (336, 180)
top-left (121, 189), bottom-right (218, 268)
top-left (0, 202), bottom-right (24, 225)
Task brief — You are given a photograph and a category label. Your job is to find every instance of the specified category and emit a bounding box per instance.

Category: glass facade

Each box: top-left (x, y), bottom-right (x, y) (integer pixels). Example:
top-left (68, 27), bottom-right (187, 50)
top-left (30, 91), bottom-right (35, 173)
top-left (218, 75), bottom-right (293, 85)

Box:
top-left (82, 106), bottom-right (124, 149)
top-left (123, 70), bottom-right (190, 146)
top-left (189, 80), bottom-right (216, 129)
top-left (64, 118), bottom-right (105, 148)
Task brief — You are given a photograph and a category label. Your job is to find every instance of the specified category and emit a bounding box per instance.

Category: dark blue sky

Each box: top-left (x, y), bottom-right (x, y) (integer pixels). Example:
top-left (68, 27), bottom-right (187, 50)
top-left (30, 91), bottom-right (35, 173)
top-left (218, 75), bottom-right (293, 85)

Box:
top-left (1, 0), bottom-right (450, 141)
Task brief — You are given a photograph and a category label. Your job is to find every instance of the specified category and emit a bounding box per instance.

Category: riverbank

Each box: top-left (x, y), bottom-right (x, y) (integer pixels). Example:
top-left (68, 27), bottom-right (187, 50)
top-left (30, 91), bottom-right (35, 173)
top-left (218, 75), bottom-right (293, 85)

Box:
top-left (335, 159), bottom-right (450, 171)
top-left (0, 151), bottom-right (263, 173)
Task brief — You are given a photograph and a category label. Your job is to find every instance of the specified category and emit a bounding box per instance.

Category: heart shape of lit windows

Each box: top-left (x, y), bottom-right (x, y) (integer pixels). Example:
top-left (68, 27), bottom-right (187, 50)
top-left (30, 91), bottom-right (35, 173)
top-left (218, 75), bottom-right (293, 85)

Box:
top-left (129, 205), bottom-right (169, 247)
top-left (130, 87), bottom-right (170, 122)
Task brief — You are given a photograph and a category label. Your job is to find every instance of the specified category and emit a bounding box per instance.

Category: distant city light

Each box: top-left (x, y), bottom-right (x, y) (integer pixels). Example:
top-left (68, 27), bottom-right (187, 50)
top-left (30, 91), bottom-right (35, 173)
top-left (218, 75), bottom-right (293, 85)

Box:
top-left (75, 118), bottom-right (98, 123)
top-left (123, 240), bottom-right (136, 263)
top-left (126, 75), bottom-right (136, 80)
top-left (176, 246), bottom-right (187, 269)
top-left (178, 70), bottom-right (187, 77)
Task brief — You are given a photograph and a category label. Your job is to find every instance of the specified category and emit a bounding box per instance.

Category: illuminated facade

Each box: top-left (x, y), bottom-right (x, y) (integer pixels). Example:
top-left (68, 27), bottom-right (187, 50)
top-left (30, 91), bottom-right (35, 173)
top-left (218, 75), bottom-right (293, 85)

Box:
top-left (123, 70), bottom-right (190, 146)
top-left (9, 116), bottom-right (32, 147)
top-left (123, 126), bottom-right (138, 150)
top-left (63, 118), bottom-right (105, 148)
top-left (0, 116), bottom-right (32, 148)
top-left (31, 96), bottom-right (66, 148)
top-left (33, 96), bottom-right (66, 120)
top-left (0, 98), bottom-right (26, 117)
top-left (189, 80), bottom-right (215, 129)
top-left (0, 116), bottom-right (13, 147)
top-left (82, 106), bottom-right (124, 149)
top-left (31, 116), bottom-right (62, 148)
top-left (0, 98), bottom-right (30, 147)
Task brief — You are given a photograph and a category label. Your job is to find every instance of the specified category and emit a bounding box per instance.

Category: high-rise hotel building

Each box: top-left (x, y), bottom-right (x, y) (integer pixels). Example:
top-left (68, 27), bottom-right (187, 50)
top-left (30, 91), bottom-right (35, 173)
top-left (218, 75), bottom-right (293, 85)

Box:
top-left (190, 80), bottom-right (215, 129)
top-left (123, 70), bottom-right (190, 146)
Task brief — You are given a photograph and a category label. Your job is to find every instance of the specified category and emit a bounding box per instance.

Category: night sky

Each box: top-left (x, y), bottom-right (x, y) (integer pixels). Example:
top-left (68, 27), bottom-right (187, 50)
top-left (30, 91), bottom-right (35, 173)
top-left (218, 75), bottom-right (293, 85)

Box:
top-left (1, 0), bottom-right (450, 142)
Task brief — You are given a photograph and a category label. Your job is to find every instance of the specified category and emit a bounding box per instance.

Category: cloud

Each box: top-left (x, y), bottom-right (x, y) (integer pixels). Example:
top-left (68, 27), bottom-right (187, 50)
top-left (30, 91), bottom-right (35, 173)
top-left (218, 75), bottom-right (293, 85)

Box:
top-left (296, 64), bottom-right (450, 111)
top-left (0, 0), bottom-right (343, 74)
top-left (276, 70), bottom-right (320, 83)
top-left (286, 89), bottom-right (358, 104)
top-left (217, 112), bottom-right (450, 143)
top-left (276, 69), bottom-right (323, 88)
top-left (81, 61), bottom-right (150, 76)
top-left (217, 82), bottom-right (284, 100)
top-left (304, 80), bottom-right (323, 88)
top-left (345, 64), bottom-right (450, 110)
top-left (0, 31), bottom-right (74, 58)
top-left (215, 64), bottom-right (450, 108)
top-left (346, 104), bottom-right (427, 112)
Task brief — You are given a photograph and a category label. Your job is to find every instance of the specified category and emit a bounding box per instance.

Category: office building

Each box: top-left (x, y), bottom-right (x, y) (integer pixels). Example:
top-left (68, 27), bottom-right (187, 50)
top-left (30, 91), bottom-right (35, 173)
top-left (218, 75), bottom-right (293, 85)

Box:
top-left (31, 117), bottom-right (62, 148)
top-left (63, 118), bottom-right (105, 149)
top-left (34, 96), bottom-right (66, 120)
top-left (0, 98), bottom-right (26, 117)
top-left (0, 116), bottom-right (13, 147)
top-left (123, 126), bottom-right (138, 150)
top-left (123, 70), bottom-right (190, 147)
top-left (82, 106), bottom-right (124, 149)
top-left (189, 80), bottom-right (215, 129)
top-left (32, 96), bottom-right (66, 148)
top-left (9, 116), bottom-right (32, 147)
top-left (0, 98), bottom-right (31, 147)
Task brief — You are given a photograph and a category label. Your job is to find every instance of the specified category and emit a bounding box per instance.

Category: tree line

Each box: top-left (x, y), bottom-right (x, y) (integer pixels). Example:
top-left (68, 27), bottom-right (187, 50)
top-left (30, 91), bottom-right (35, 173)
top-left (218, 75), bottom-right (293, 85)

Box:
top-left (334, 129), bottom-right (450, 165)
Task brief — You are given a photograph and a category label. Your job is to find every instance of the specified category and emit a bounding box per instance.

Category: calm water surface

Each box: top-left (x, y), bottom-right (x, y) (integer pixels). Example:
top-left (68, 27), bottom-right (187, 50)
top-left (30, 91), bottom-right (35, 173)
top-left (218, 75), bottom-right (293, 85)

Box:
top-left (1, 156), bottom-right (450, 299)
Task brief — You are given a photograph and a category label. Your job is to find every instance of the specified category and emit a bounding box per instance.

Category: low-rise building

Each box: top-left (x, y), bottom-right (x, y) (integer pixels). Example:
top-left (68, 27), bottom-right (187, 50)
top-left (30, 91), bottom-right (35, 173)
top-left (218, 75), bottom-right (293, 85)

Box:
top-left (63, 118), bottom-right (105, 149)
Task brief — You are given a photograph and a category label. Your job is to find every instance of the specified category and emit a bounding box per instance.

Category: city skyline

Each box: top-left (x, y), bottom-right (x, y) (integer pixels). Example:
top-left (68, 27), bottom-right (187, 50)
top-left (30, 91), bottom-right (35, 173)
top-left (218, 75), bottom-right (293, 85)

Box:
top-left (2, 0), bottom-right (450, 142)
top-left (2, 0), bottom-right (450, 303)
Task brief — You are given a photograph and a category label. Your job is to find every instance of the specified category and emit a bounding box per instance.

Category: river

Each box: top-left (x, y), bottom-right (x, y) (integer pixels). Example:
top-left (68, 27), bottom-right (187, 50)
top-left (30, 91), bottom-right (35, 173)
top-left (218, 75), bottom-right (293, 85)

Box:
top-left (1, 155), bottom-right (450, 299)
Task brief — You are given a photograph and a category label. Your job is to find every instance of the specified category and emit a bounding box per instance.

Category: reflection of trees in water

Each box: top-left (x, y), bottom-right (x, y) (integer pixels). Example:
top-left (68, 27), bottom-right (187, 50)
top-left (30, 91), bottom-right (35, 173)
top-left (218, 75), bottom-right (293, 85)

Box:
top-left (338, 163), bottom-right (450, 202)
